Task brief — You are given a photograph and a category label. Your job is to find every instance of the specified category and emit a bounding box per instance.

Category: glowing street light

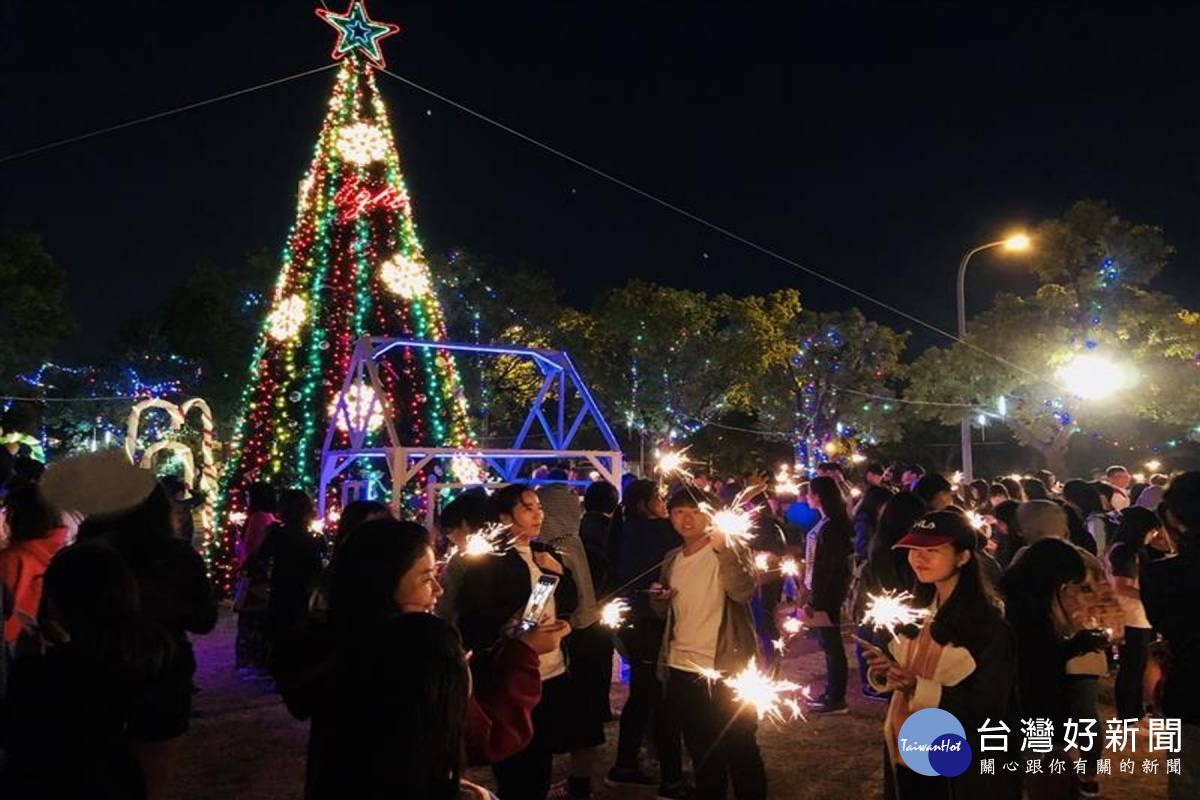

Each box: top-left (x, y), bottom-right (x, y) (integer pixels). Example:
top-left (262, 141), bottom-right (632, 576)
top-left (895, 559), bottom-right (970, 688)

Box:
top-left (957, 232), bottom-right (1033, 482)
top-left (1003, 233), bottom-right (1031, 251)
top-left (1058, 354), bottom-right (1129, 400)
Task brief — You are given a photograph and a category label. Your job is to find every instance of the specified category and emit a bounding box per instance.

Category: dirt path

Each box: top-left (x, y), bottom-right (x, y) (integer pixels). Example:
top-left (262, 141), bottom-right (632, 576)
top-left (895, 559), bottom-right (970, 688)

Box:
top-left (172, 612), bottom-right (1168, 799)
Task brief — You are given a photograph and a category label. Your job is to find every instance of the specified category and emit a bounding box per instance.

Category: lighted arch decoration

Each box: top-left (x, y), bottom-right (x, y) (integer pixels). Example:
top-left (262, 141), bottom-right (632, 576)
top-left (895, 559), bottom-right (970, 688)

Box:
top-left (125, 398), bottom-right (184, 462)
top-left (125, 397), bottom-right (218, 543)
top-left (318, 336), bottom-right (623, 518)
top-left (139, 440), bottom-right (196, 488)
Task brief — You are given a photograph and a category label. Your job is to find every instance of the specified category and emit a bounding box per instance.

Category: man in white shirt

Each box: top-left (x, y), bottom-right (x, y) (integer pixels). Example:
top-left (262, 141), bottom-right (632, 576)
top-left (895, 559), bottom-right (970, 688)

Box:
top-left (652, 489), bottom-right (765, 800)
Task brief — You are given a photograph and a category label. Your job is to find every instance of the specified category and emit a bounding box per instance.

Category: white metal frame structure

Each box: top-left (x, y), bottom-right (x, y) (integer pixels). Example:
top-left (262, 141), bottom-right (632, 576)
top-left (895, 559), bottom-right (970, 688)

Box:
top-left (318, 336), bottom-right (623, 516)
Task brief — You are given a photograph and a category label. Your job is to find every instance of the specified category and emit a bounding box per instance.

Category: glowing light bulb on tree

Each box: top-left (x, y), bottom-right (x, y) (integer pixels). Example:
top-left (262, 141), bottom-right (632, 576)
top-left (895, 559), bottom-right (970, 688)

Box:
top-left (330, 383), bottom-right (385, 433)
top-left (267, 295), bottom-right (307, 341)
top-left (449, 454), bottom-right (486, 484)
top-left (336, 122), bottom-right (389, 165)
top-left (380, 254), bottom-right (431, 298)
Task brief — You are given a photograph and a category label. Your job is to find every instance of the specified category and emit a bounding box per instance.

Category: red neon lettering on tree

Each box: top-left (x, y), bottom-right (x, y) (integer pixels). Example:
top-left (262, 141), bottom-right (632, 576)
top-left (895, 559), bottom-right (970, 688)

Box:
top-left (334, 184), bottom-right (410, 222)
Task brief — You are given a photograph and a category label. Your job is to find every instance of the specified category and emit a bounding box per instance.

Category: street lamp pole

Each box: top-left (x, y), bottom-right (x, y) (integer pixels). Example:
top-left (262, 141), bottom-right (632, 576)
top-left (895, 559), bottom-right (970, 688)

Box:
top-left (957, 237), bottom-right (1028, 482)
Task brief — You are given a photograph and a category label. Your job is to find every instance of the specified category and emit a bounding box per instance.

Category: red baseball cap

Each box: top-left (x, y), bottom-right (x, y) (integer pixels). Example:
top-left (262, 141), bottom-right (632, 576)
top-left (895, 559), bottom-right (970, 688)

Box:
top-left (893, 510), bottom-right (977, 550)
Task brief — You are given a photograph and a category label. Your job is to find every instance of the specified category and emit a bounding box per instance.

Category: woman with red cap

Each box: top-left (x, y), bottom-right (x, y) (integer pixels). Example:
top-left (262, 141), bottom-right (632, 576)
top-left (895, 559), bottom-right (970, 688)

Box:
top-left (864, 510), bottom-right (1019, 800)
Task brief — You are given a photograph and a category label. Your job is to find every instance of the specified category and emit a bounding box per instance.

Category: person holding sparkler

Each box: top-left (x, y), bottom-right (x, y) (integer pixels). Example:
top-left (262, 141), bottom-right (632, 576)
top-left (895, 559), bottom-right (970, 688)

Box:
top-left (607, 480), bottom-right (685, 793)
top-left (863, 510), bottom-right (1018, 800)
top-left (652, 489), bottom-right (766, 800)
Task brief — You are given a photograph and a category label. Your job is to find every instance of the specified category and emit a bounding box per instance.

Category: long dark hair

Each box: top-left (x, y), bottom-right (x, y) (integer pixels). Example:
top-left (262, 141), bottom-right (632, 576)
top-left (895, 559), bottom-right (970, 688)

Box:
top-left (855, 485), bottom-right (893, 525)
top-left (969, 479), bottom-right (990, 508)
top-left (1000, 537), bottom-right (1085, 618)
top-left (247, 481), bottom-right (277, 514)
top-left (5, 484), bottom-right (60, 543)
top-left (488, 483), bottom-right (530, 522)
top-left (357, 612), bottom-right (468, 800)
top-left (622, 479), bottom-right (661, 521)
top-left (1062, 479), bottom-right (1103, 518)
top-left (810, 476), bottom-right (849, 527)
top-left (866, 492), bottom-right (925, 592)
top-left (328, 519), bottom-right (432, 630)
top-left (911, 516), bottom-right (1003, 649)
top-left (1109, 506), bottom-right (1159, 574)
top-left (583, 481), bottom-right (620, 515)
top-left (277, 489), bottom-right (316, 527)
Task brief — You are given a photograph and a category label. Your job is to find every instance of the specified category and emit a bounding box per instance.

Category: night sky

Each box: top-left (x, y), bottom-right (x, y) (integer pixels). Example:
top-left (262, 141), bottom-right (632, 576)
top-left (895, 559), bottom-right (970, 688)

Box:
top-left (3, 1), bottom-right (1199, 359)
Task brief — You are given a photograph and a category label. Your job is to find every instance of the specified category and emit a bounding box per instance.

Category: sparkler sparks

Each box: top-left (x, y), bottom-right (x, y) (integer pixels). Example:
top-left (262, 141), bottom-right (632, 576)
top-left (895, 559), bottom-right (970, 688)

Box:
top-left (780, 557), bottom-right (800, 577)
top-left (702, 488), bottom-right (760, 548)
top-left (781, 617), bottom-right (804, 635)
top-left (655, 447), bottom-right (693, 479)
top-left (773, 465), bottom-right (800, 496)
top-left (965, 510), bottom-right (987, 531)
top-left (460, 523), bottom-right (512, 557)
top-left (754, 552), bottom-right (771, 571)
top-left (599, 599), bottom-right (631, 629)
top-left (861, 590), bottom-right (930, 635)
top-left (721, 658), bottom-right (806, 723)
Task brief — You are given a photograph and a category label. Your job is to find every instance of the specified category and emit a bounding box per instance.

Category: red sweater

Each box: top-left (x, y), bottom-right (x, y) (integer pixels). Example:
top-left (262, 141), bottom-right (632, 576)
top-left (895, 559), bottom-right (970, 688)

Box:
top-left (0, 528), bottom-right (69, 643)
top-left (464, 638), bottom-right (543, 765)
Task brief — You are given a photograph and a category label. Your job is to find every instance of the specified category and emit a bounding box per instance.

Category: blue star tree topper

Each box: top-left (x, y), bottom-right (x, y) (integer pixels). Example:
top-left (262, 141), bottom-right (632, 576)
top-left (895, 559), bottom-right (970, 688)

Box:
top-left (316, 0), bottom-right (401, 68)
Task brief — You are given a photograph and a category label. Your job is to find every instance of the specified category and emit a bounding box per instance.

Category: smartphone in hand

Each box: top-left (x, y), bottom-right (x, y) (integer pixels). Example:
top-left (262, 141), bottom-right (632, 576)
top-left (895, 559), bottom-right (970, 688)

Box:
top-left (514, 574), bottom-right (560, 635)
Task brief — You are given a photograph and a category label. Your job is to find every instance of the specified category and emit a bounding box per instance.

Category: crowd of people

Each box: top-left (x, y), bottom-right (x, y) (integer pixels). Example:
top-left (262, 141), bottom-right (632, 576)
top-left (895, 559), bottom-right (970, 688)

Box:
top-left (0, 447), bottom-right (1197, 800)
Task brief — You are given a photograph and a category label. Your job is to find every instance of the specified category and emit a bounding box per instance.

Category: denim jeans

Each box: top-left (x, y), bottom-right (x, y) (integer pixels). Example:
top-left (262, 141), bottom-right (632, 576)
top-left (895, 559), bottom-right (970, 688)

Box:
top-left (1064, 675), bottom-right (1100, 776)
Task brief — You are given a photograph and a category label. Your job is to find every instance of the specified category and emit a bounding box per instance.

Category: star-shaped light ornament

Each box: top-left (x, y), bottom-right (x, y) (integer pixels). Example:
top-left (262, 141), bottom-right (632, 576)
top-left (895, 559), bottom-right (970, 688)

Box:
top-left (316, 0), bottom-right (401, 69)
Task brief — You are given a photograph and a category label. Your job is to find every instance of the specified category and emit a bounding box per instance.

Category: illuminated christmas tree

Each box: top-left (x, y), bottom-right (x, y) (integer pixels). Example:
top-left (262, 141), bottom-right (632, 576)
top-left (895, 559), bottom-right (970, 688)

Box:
top-left (213, 1), bottom-right (473, 582)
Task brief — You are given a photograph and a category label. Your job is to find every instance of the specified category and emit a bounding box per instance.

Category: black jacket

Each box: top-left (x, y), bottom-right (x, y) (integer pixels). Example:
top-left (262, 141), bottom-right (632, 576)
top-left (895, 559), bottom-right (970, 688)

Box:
top-left (1141, 538), bottom-right (1200, 724)
top-left (616, 517), bottom-right (682, 619)
top-left (455, 543), bottom-right (578, 654)
top-left (810, 517), bottom-right (852, 614)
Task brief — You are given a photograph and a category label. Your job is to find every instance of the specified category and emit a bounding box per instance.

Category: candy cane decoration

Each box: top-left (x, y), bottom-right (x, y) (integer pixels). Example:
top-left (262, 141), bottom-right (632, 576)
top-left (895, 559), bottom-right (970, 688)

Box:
top-left (181, 399), bottom-right (217, 539)
top-left (126, 398), bottom-right (185, 463)
top-left (125, 396), bottom-right (217, 547)
top-left (139, 440), bottom-right (196, 488)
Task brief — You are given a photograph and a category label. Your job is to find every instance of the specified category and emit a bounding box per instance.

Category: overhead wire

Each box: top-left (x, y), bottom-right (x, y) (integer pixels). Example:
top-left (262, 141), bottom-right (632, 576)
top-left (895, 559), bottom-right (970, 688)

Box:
top-left (0, 47), bottom-right (1059, 397)
top-left (0, 64), bottom-right (338, 165)
top-left (376, 66), bottom-right (1059, 392)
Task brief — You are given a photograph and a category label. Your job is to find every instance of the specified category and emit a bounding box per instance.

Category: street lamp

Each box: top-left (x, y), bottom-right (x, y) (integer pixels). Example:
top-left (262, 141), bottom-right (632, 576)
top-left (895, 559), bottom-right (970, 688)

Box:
top-left (1058, 353), bottom-right (1129, 400)
top-left (957, 233), bottom-right (1031, 482)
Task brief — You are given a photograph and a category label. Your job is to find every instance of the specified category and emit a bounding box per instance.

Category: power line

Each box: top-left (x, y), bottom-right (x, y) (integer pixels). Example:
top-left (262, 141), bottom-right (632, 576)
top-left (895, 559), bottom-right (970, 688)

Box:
top-left (0, 64), bottom-right (338, 165)
top-left (377, 66), bottom-right (1058, 391)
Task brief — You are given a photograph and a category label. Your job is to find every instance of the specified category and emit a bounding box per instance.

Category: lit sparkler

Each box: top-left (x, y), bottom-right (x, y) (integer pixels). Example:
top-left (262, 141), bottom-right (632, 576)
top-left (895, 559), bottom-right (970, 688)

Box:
top-left (702, 488), bottom-right (760, 548)
top-left (754, 552), bottom-right (771, 571)
top-left (861, 590), bottom-right (930, 636)
top-left (600, 599), bottom-right (631, 629)
top-left (228, 511), bottom-right (248, 525)
top-left (965, 510), bottom-right (987, 531)
top-left (721, 658), bottom-right (806, 723)
top-left (654, 447), bottom-right (693, 480)
top-left (781, 617), bottom-right (804, 635)
top-left (772, 638), bottom-right (787, 655)
top-left (773, 465), bottom-right (800, 497)
top-left (780, 557), bottom-right (800, 577)
top-left (460, 523), bottom-right (512, 557)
